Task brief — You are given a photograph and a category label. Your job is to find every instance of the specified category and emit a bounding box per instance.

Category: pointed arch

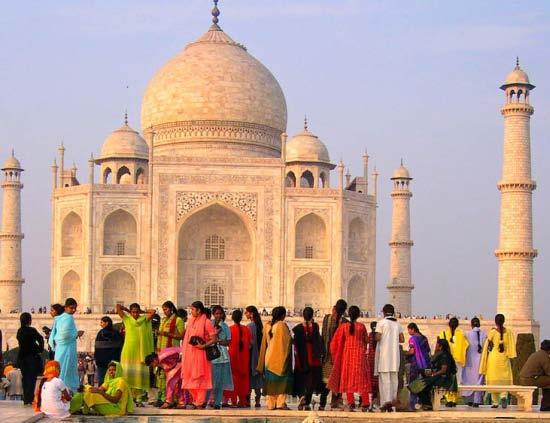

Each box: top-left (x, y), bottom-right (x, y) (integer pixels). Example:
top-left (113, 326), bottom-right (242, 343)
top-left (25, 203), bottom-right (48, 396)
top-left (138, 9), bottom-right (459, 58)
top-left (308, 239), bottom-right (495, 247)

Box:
top-left (117, 166), bottom-right (132, 184)
top-left (102, 269), bottom-right (136, 312)
top-left (300, 170), bottom-right (314, 188)
top-left (60, 270), bottom-right (80, 304)
top-left (103, 209), bottom-right (137, 255)
top-left (136, 167), bottom-right (145, 184)
top-left (319, 171), bottom-right (328, 188)
top-left (294, 272), bottom-right (326, 310)
top-left (295, 213), bottom-right (327, 259)
top-left (61, 212), bottom-right (82, 257)
top-left (103, 167), bottom-right (112, 184)
top-left (348, 217), bottom-right (367, 262)
top-left (347, 274), bottom-right (366, 309)
top-left (285, 171), bottom-right (296, 187)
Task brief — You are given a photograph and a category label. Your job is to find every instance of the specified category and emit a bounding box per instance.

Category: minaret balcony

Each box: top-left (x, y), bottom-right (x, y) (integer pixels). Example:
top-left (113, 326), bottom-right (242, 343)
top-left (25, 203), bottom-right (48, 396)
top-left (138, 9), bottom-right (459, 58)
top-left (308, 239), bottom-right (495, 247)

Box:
top-left (494, 248), bottom-right (538, 259)
top-left (497, 180), bottom-right (536, 191)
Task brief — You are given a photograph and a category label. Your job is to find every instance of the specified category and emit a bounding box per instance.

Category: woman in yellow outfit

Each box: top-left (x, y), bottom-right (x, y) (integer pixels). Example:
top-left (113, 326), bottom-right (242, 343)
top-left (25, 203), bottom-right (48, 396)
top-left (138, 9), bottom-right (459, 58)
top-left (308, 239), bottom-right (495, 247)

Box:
top-left (438, 317), bottom-right (468, 407)
top-left (479, 314), bottom-right (516, 408)
top-left (70, 361), bottom-right (134, 416)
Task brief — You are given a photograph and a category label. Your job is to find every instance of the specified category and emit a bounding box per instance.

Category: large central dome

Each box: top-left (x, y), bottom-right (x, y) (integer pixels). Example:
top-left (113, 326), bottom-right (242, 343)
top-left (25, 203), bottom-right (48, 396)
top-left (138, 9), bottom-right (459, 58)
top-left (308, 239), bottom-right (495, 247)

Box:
top-left (141, 22), bottom-right (287, 158)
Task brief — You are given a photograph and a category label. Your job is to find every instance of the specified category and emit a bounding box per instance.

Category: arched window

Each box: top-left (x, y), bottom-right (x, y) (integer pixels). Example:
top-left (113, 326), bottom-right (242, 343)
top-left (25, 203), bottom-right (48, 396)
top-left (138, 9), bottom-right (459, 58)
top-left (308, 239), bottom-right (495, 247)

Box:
top-left (285, 171), bottom-right (296, 187)
top-left (319, 172), bottom-right (328, 188)
top-left (295, 213), bottom-right (327, 259)
top-left (61, 212), bottom-right (82, 257)
top-left (300, 170), bottom-right (314, 188)
top-left (103, 209), bottom-right (137, 255)
top-left (205, 235), bottom-right (225, 260)
top-left (103, 269), bottom-right (136, 312)
top-left (60, 270), bottom-right (80, 304)
top-left (294, 272), bottom-right (326, 310)
top-left (117, 166), bottom-right (132, 184)
top-left (136, 168), bottom-right (145, 184)
top-left (103, 167), bottom-right (112, 184)
top-left (204, 282), bottom-right (225, 307)
top-left (348, 217), bottom-right (367, 261)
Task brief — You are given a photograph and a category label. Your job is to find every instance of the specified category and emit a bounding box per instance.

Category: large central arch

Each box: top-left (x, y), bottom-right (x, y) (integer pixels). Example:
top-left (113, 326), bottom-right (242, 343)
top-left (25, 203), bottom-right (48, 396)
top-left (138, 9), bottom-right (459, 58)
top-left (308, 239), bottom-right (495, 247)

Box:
top-left (102, 269), bottom-right (136, 312)
top-left (177, 203), bottom-right (254, 308)
top-left (294, 272), bottom-right (327, 311)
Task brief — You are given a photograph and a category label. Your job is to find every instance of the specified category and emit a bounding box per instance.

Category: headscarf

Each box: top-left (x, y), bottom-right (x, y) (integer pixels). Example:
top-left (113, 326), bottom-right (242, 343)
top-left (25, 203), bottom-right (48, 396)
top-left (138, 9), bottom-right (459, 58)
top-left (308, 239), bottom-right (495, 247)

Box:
top-left (3, 365), bottom-right (14, 377)
top-left (103, 361), bottom-right (123, 383)
top-left (33, 360), bottom-right (61, 412)
top-left (43, 360), bottom-right (61, 379)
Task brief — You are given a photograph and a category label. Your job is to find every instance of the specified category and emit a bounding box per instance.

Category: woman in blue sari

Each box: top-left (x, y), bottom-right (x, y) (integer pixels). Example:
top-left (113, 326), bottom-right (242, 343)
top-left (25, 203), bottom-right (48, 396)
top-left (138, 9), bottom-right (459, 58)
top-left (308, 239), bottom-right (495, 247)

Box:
top-left (406, 323), bottom-right (431, 410)
top-left (48, 298), bottom-right (83, 391)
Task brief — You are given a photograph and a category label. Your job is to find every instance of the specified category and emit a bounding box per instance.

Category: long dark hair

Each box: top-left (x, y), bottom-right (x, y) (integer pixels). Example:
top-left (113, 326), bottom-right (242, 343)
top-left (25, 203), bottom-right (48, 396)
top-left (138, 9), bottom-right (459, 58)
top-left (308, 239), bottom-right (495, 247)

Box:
top-left (162, 301), bottom-right (177, 315)
top-left (370, 321), bottom-right (377, 349)
top-left (64, 297), bottom-right (77, 307)
top-left (495, 314), bottom-right (505, 353)
top-left (303, 307), bottom-right (314, 322)
top-left (348, 306), bottom-right (360, 335)
top-left (191, 301), bottom-right (206, 314)
top-left (407, 322), bottom-right (426, 339)
top-left (232, 309), bottom-right (244, 351)
top-left (246, 305), bottom-right (263, 347)
top-left (471, 317), bottom-right (482, 353)
top-left (437, 338), bottom-right (457, 374)
top-left (448, 317), bottom-right (459, 343)
top-left (268, 306), bottom-right (286, 338)
top-left (334, 299), bottom-right (347, 331)
top-left (51, 304), bottom-right (64, 316)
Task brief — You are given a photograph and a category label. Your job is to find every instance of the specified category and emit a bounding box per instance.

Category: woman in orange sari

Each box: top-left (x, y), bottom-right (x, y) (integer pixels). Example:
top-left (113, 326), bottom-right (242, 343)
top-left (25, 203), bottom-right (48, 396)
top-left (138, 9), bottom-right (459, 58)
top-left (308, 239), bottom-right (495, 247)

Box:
top-left (226, 309), bottom-right (251, 407)
top-left (180, 301), bottom-right (218, 409)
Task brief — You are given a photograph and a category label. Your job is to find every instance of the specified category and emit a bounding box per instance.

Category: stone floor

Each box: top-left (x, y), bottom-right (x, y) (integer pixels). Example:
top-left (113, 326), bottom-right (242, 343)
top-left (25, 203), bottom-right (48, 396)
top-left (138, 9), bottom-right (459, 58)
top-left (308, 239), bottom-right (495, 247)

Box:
top-left (2, 401), bottom-right (549, 423)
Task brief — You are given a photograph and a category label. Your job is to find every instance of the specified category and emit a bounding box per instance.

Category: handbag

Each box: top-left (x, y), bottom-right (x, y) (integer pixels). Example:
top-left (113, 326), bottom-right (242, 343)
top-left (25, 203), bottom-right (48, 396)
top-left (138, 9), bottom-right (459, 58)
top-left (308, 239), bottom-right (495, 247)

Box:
top-left (202, 318), bottom-right (221, 361)
top-left (408, 378), bottom-right (427, 394)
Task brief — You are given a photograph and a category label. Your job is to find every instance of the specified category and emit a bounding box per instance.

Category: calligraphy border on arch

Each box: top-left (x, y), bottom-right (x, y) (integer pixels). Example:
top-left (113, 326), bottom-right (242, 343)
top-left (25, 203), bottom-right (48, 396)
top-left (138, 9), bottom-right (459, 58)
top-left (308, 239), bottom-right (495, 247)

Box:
top-left (156, 173), bottom-right (276, 302)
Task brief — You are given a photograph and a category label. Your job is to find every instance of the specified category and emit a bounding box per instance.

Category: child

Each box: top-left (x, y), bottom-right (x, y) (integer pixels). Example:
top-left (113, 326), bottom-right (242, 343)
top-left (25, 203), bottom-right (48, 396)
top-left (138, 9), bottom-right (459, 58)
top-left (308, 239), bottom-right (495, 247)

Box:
top-left (0, 371), bottom-right (10, 400)
top-left (7, 366), bottom-right (23, 400)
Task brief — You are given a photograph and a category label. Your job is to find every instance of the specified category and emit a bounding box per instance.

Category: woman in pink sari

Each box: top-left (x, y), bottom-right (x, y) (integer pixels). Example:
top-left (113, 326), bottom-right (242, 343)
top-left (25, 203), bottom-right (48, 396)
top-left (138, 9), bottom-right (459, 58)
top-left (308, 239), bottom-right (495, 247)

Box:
top-left (180, 301), bottom-right (218, 409)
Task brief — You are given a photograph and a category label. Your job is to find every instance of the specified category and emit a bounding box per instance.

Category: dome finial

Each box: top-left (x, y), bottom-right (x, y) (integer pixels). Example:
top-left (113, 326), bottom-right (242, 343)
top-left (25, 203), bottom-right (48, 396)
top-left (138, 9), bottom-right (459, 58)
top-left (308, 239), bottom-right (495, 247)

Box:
top-left (211, 0), bottom-right (221, 28)
top-left (304, 115), bottom-right (308, 131)
top-left (124, 110), bottom-right (128, 126)
top-left (400, 158), bottom-right (403, 166)
top-left (11, 148), bottom-right (15, 157)
top-left (516, 56), bottom-right (520, 69)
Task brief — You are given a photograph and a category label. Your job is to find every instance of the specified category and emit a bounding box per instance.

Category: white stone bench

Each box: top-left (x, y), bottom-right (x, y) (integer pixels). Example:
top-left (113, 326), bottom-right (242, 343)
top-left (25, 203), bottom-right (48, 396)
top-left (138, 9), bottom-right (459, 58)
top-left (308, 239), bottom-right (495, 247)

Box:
top-left (433, 385), bottom-right (537, 411)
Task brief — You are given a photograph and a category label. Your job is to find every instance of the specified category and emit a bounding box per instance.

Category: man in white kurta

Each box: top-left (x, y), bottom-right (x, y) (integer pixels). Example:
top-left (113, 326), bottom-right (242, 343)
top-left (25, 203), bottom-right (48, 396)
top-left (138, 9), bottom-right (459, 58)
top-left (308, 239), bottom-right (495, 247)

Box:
top-left (375, 304), bottom-right (404, 409)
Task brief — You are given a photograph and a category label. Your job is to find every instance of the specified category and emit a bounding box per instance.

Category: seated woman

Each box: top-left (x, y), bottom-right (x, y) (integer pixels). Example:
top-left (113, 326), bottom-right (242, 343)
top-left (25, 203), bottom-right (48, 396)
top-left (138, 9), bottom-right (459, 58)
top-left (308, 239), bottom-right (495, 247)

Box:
top-left (417, 338), bottom-right (458, 411)
top-left (33, 360), bottom-right (72, 419)
top-left (70, 361), bottom-right (134, 416)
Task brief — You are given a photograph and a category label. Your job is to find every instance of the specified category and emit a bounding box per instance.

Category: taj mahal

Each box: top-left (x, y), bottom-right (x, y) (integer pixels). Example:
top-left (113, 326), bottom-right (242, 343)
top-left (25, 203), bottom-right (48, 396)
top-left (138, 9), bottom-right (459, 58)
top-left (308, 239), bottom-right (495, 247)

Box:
top-left (0, 3), bottom-right (541, 349)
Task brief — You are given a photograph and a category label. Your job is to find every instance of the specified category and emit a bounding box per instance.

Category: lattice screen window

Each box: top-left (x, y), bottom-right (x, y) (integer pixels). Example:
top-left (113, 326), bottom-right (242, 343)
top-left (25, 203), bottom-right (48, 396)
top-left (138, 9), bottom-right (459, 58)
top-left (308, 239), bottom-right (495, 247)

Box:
top-left (204, 283), bottom-right (225, 307)
top-left (205, 235), bottom-right (225, 260)
top-left (305, 245), bottom-right (314, 259)
top-left (116, 242), bottom-right (125, 256)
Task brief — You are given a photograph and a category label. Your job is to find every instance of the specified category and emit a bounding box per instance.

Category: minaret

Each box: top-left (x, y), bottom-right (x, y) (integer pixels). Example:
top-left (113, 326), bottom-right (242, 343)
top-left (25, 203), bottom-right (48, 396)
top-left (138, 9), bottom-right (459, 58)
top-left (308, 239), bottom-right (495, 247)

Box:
top-left (0, 151), bottom-right (25, 313)
top-left (495, 59), bottom-right (537, 320)
top-left (387, 162), bottom-right (414, 316)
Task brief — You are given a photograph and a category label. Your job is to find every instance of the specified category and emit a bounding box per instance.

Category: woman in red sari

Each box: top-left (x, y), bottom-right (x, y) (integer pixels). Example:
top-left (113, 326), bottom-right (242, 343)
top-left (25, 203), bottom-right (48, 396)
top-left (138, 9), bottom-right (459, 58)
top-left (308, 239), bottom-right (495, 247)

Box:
top-left (226, 309), bottom-right (251, 407)
top-left (180, 301), bottom-right (218, 408)
top-left (327, 305), bottom-right (371, 412)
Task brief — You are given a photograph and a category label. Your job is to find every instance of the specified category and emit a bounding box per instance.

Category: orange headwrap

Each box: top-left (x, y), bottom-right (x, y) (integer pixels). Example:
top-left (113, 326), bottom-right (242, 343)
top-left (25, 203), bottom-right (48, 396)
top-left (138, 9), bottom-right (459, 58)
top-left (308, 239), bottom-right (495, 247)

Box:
top-left (43, 360), bottom-right (61, 379)
top-left (3, 365), bottom-right (14, 377)
top-left (33, 360), bottom-right (62, 412)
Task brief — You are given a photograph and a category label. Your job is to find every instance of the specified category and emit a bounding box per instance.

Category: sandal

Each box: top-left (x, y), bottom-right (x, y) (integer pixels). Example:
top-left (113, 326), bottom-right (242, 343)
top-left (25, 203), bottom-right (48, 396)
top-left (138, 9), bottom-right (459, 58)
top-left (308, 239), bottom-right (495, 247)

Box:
top-left (160, 402), bottom-right (173, 409)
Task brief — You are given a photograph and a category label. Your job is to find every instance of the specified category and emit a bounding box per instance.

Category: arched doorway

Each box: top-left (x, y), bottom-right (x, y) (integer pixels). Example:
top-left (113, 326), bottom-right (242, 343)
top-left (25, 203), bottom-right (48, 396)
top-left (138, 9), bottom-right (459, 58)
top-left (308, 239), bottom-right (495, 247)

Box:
top-left (347, 275), bottom-right (366, 309)
top-left (60, 270), bottom-right (81, 304)
top-left (102, 269), bottom-right (136, 312)
top-left (178, 204), bottom-right (253, 308)
top-left (294, 272), bottom-right (326, 311)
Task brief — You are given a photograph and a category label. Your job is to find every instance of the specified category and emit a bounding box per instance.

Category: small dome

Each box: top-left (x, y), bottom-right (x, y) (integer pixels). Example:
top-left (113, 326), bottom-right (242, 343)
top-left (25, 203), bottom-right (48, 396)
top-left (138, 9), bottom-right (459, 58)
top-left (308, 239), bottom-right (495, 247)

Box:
top-left (286, 129), bottom-right (330, 164)
top-left (2, 153), bottom-right (22, 170)
top-left (501, 60), bottom-right (535, 89)
top-left (392, 164), bottom-right (410, 179)
top-left (100, 123), bottom-right (149, 160)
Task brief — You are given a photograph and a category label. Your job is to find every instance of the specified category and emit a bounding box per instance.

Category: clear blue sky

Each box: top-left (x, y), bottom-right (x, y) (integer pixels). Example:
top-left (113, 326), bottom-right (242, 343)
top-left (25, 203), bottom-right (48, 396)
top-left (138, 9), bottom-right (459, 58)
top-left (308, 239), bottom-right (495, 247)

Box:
top-left (1, 1), bottom-right (549, 338)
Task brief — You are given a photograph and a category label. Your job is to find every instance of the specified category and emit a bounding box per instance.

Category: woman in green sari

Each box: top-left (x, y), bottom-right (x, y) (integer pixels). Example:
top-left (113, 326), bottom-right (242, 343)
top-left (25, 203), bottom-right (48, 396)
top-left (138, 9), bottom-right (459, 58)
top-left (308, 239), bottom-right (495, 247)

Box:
top-left (70, 361), bottom-right (134, 416)
top-left (417, 338), bottom-right (458, 411)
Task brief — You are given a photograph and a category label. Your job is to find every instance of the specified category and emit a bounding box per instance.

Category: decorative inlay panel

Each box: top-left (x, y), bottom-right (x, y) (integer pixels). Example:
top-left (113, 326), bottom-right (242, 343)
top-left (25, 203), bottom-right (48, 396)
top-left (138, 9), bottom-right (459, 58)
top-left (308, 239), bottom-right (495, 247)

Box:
top-left (176, 192), bottom-right (257, 224)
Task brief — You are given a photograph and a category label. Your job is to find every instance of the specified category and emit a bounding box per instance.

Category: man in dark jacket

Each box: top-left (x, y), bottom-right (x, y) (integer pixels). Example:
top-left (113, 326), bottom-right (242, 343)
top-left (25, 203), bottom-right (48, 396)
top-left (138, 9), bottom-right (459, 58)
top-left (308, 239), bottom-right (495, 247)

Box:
top-left (520, 340), bottom-right (550, 411)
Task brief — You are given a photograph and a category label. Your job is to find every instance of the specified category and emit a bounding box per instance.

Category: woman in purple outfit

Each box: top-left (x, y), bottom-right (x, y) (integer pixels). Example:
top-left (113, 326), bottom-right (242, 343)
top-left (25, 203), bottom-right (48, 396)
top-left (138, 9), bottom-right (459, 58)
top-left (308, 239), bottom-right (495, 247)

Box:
top-left (461, 317), bottom-right (487, 407)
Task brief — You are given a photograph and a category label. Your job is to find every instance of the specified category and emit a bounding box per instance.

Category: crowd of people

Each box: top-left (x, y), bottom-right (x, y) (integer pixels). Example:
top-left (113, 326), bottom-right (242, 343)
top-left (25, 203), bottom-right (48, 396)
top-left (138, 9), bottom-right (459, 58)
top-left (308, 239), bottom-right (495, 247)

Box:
top-left (1, 298), bottom-right (549, 418)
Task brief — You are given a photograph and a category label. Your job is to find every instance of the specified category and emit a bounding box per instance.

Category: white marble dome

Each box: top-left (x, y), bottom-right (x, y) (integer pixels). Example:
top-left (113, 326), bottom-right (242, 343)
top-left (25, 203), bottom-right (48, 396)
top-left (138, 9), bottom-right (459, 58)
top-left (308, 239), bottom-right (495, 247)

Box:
top-left (392, 164), bottom-right (410, 179)
top-left (141, 25), bottom-right (287, 157)
top-left (100, 123), bottom-right (149, 160)
top-left (2, 154), bottom-right (22, 170)
top-left (286, 129), bottom-right (330, 164)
